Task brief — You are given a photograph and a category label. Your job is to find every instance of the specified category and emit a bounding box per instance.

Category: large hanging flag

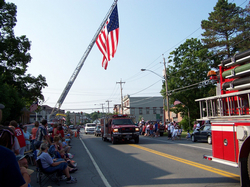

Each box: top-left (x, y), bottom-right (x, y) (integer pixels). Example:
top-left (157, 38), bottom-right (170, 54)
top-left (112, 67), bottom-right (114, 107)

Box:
top-left (96, 5), bottom-right (119, 70)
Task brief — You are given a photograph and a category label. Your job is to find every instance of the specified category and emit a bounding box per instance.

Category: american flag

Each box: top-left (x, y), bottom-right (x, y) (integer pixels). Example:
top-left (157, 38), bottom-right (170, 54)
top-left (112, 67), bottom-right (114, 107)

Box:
top-left (174, 99), bottom-right (182, 105)
top-left (30, 101), bottom-right (38, 112)
top-left (96, 5), bottom-right (119, 70)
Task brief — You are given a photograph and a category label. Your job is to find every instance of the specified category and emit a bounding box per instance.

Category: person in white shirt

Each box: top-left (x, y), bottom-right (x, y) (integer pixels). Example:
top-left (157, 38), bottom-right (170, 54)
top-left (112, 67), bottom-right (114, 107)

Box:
top-left (196, 121), bottom-right (200, 130)
top-left (170, 123), bottom-right (174, 139)
top-left (167, 122), bottom-right (171, 139)
top-left (172, 126), bottom-right (178, 140)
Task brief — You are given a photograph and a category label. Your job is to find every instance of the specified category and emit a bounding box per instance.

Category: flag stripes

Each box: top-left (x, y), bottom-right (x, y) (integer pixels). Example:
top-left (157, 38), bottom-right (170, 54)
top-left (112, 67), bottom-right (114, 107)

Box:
top-left (96, 5), bottom-right (119, 70)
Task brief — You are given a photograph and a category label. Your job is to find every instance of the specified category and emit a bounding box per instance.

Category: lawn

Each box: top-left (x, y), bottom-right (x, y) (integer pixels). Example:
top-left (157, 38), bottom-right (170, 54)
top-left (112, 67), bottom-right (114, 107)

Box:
top-left (163, 130), bottom-right (191, 139)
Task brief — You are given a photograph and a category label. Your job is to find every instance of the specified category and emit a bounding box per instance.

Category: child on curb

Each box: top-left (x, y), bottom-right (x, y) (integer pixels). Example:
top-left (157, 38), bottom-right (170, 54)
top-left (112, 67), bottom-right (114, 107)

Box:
top-left (186, 130), bottom-right (191, 140)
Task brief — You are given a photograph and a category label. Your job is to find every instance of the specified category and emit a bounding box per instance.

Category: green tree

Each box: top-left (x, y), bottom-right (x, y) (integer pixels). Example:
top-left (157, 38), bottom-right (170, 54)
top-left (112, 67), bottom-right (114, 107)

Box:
top-left (66, 112), bottom-right (71, 126)
top-left (0, 0), bottom-right (47, 121)
top-left (201, 0), bottom-right (249, 60)
top-left (91, 112), bottom-right (98, 122)
top-left (161, 38), bottom-right (217, 129)
top-left (236, 1), bottom-right (250, 52)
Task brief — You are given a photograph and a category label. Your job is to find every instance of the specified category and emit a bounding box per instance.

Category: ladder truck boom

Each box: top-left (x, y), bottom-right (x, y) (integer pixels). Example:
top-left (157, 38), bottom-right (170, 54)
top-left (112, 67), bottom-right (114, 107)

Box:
top-left (50, 0), bottom-right (118, 119)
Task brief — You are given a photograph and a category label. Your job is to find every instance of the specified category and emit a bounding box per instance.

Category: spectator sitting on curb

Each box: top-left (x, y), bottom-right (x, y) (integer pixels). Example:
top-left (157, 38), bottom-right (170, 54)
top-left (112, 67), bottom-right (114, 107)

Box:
top-left (186, 130), bottom-right (191, 140)
top-left (37, 142), bottom-right (77, 184)
top-left (0, 125), bottom-right (26, 187)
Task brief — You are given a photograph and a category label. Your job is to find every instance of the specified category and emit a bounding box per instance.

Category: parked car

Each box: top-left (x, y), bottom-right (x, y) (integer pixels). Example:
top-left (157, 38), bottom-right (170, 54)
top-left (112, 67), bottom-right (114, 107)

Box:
top-left (23, 124), bottom-right (35, 134)
top-left (191, 121), bottom-right (212, 144)
top-left (85, 123), bottom-right (96, 134)
top-left (69, 125), bottom-right (74, 129)
top-left (94, 125), bottom-right (101, 136)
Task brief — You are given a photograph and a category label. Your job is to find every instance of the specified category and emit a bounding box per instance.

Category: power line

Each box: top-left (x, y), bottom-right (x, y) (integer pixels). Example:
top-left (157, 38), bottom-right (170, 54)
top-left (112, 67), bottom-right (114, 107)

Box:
top-left (130, 79), bottom-right (162, 96)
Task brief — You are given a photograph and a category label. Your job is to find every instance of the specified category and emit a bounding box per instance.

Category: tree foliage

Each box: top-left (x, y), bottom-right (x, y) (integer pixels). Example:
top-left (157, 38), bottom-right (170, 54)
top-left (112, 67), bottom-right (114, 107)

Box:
top-left (161, 38), bottom-right (218, 128)
top-left (65, 112), bottom-right (72, 126)
top-left (0, 0), bottom-right (48, 122)
top-left (161, 0), bottom-right (250, 128)
top-left (236, 1), bottom-right (250, 52)
top-left (201, 0), bottom-right (250, 59)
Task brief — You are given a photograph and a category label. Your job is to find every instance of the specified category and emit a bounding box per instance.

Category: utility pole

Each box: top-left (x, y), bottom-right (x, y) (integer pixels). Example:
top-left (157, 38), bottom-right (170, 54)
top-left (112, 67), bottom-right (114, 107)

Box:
top-left (106, 100), bottom-right (112, 113)
top-left (100, 103), bottom-right (105, 114)
top-left (163, 55), bottom-right (170, 122)
top-left (116, 79), bottom-right (125, 114)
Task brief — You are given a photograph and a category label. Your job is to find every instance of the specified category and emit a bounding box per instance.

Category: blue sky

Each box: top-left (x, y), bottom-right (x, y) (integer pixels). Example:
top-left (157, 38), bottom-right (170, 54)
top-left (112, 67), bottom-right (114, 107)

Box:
top-left (8, 0), bottom-right (248, 113)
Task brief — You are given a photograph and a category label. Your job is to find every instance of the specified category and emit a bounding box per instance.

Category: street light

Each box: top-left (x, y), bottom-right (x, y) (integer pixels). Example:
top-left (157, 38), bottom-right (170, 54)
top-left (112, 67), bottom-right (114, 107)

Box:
top-left (141, 69), bottom-right (164, 79)
top-left (141, 65), bottom-right (170, 123)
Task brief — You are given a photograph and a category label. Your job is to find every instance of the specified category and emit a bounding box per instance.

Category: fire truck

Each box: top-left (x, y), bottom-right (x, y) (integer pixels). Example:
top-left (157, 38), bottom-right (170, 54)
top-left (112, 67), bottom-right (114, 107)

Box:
top-left (195, 49), bottom-right (250, 186)
top-left (100, 114), bottom-right (140, 144)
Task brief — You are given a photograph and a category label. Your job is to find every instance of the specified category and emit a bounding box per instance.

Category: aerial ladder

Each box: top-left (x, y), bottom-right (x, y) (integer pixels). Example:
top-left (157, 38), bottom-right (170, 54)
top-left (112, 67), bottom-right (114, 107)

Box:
top-left (49, 0), bottom-right (118, 119)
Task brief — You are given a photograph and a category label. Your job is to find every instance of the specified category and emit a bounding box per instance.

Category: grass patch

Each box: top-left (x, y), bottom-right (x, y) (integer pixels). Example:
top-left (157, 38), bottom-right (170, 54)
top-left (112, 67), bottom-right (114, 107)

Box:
top-left (163, 131), bottom-right (191, 138)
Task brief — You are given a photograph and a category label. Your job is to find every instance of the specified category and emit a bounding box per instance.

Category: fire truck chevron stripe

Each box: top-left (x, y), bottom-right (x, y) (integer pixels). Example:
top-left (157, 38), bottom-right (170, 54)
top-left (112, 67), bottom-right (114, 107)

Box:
top-left (130, 144), bottom-right (240, 181)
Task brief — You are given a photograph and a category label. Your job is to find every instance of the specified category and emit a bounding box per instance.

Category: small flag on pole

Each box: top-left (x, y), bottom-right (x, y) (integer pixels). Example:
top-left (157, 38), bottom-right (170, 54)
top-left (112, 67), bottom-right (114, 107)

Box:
top-left (30, 101), bottom-right (38, 112)
top-left (174, 99), bottom-right (182, 105)
top-left (96, 5), bottom-right (119, 70)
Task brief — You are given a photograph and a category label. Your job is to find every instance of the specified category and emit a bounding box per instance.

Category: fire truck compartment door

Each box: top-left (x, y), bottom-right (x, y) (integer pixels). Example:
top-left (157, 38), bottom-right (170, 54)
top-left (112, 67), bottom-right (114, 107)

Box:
top-left (212, 124), bottom-right (237, 162)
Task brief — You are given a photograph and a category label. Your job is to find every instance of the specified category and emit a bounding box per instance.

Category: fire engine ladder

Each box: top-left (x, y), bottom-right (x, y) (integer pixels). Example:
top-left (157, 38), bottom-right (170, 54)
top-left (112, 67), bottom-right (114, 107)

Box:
top-left (49, 0), bottom-right (118, 119)
top-left (195, 89), bottom-right (250, 120)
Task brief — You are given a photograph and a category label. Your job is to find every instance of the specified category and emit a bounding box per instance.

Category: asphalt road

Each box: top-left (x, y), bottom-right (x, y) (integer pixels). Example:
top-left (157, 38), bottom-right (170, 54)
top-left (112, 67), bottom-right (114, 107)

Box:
top-left (30, 130), bottom-right (240, 187)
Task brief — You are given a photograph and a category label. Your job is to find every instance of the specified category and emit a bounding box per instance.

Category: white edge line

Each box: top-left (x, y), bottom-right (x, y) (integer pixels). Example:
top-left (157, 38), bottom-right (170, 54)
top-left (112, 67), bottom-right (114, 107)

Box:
top-left (150, 138), bottom-right (212, 151)
top-left (80, 137), bottom-right (111, 187)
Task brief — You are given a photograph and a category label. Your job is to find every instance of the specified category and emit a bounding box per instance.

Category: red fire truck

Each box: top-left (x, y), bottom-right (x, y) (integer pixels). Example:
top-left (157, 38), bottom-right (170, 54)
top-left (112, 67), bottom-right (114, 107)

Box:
top-left (195, 49), bottom-right (250, 186)
top-left (100, 114), bottom-right (140, 144)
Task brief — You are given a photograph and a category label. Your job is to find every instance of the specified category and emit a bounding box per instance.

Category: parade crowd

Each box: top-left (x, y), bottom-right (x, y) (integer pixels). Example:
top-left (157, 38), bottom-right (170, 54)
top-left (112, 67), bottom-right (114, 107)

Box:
top-left (137, 118), bottom-right (200, 140)
top-left (0, 104), bottom-right (80, 187)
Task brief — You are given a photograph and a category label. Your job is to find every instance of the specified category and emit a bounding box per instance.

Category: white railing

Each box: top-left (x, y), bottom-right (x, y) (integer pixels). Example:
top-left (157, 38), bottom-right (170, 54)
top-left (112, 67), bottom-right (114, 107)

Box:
top-left (195, 89), bottom-right (250, 120)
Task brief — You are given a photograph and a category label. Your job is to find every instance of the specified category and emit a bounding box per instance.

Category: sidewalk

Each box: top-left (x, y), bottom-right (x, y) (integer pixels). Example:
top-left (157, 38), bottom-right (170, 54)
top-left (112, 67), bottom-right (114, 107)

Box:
top-left (29, 133), bottom-right (90, 187)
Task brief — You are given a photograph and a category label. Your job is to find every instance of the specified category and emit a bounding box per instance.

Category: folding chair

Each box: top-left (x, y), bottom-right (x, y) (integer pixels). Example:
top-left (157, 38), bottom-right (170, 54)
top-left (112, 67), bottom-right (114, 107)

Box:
top-left (36, 159), bottom-right (60, 187)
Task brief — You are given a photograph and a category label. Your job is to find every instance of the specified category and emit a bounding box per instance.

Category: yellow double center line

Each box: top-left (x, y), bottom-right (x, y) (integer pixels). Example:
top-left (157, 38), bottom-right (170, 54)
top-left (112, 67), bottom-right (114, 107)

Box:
top-left (130, 144), bottom-right (240, 181)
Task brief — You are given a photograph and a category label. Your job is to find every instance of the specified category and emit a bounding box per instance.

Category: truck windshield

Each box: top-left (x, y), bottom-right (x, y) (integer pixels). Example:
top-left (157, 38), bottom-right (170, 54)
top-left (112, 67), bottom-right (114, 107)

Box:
top-left (87, 124), bottom-right (96, 127)
top-left (112, 119), bottom-right (134, 125)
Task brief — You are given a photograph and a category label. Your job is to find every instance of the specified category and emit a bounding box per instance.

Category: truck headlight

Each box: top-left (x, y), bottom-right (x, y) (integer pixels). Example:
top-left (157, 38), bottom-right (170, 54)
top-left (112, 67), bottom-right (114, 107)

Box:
top-left (135, 127), bottom-right (139, 132)
top-left (113, 129), bottom-right (118, 133)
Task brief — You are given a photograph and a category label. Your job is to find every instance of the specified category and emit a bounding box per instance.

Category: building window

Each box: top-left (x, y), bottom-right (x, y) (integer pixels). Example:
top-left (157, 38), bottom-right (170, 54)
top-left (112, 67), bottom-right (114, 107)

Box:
top-left (139, 108), bottom-right (143, 115)
top-left (131, 108), bottom-right (135, 115)
top-left (146, 107), bottom-right (149, 114)
top-left (160, 107), bottom-right (163, 114)
top-left (153, 107), bottom-right (156, 114)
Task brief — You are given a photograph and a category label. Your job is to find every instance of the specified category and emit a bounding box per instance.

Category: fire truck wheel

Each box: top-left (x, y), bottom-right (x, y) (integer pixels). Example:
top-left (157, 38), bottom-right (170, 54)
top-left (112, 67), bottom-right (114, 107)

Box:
top-left (111, 135), bottom-right (116, 144)
top-left (247, 151), bottom-right (250, 180)
top-left (207, 136), bottom-right (212, 144)
top-left (191, 135), bottom-right (196, 142)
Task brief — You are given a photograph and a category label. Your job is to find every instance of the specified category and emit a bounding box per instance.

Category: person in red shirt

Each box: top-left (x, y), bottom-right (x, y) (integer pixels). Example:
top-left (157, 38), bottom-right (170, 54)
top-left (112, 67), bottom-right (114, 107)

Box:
top-left (57, 124), bottom-right (64, 138)
top-left (10, 120), bottom-right (26, 155)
